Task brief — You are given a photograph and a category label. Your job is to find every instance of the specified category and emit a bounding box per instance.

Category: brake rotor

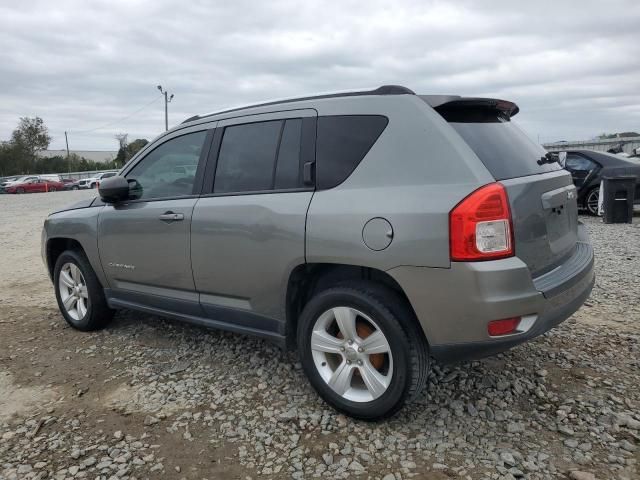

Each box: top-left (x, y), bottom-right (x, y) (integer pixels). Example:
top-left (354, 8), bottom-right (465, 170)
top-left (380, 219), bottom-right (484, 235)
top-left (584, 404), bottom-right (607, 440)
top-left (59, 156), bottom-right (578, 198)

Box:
top-left (336, 319), bottom-right (385, 370)
top-left (356, 320), bottom-right (385, 370)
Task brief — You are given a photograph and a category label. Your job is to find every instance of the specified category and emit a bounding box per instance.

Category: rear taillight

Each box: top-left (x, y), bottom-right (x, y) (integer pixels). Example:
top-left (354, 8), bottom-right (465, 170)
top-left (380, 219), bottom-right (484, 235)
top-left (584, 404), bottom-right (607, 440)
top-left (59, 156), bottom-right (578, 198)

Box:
top-left (450, 182), bottom-right (514, 261)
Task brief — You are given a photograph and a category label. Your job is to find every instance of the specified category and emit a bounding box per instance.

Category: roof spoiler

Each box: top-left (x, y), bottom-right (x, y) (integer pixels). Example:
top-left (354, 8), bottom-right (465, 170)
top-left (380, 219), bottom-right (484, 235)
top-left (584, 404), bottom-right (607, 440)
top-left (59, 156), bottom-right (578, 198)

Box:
top-left (421, 95), bottom-right (520, 118)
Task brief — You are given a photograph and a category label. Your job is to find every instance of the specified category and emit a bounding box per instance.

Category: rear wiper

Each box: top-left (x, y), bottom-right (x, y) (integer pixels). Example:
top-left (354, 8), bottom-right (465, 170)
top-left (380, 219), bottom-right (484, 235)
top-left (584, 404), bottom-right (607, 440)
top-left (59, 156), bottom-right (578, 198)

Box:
top-left (538, 152), bottom-right (559, 165)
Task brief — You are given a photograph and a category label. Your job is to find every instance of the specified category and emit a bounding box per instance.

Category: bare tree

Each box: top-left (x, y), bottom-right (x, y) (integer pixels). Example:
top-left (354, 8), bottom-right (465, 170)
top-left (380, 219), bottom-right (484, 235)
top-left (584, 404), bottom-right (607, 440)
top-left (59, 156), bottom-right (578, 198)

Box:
top-left (114, 133), bottom-right (129, 166)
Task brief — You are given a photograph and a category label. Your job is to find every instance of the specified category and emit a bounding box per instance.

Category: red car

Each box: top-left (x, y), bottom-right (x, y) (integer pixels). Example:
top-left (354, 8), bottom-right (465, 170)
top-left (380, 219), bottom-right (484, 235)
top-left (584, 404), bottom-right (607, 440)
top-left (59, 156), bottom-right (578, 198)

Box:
top-left (5, 177), bottom-right (64, 193)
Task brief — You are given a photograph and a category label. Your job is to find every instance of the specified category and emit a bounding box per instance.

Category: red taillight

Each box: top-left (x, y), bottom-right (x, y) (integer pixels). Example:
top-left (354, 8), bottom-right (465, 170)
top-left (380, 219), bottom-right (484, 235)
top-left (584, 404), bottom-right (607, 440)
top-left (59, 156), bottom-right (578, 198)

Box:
top-left (449, 182), bottom-right (514, 261)
top-left (487, 317), bottom-right (521, 336)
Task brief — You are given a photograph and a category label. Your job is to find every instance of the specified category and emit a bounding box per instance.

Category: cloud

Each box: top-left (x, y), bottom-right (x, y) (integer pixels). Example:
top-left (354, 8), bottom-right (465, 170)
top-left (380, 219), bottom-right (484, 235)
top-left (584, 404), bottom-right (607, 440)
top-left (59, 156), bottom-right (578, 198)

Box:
top-left (0, 0), bottom-right (638, 149)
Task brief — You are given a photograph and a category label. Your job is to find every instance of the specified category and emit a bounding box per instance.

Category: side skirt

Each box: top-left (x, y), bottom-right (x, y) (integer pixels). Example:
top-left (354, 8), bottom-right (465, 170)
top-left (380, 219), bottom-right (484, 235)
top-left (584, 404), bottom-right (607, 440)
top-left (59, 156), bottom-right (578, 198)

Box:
top-left (104, 289), bottom-right (287, 347)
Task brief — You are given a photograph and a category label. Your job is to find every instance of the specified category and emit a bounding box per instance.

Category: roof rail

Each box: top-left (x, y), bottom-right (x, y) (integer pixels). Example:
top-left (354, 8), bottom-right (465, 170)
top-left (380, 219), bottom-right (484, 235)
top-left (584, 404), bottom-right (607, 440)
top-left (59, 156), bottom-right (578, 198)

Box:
top-left (182, 85), bottom-right (415, 124)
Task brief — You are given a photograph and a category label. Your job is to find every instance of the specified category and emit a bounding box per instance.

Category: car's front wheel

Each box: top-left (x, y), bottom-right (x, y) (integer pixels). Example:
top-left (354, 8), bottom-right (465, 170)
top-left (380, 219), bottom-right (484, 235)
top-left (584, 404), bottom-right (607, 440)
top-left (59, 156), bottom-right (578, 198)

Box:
top-left (54, 250), bottom-right (114, 331)
top-left (297, 283), bottom-right (429, 420)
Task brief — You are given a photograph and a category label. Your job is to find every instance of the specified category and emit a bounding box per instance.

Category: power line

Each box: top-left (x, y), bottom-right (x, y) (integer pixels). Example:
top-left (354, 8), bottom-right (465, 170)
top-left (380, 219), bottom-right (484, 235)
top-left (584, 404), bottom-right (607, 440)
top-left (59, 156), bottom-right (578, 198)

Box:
top-left (68, 94), bottom-right (163, 136)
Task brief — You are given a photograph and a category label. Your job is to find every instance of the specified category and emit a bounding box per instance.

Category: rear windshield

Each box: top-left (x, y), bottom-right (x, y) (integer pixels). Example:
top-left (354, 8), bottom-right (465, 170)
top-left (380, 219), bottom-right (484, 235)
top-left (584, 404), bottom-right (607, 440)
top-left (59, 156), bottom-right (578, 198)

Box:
top-left (439, 109), bottom-right (561, 180)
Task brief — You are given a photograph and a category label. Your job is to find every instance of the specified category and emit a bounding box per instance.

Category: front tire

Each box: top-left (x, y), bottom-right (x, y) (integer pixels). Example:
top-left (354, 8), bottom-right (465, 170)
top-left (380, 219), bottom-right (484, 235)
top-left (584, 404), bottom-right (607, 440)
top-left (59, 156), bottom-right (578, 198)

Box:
top-left (297, 283), bottom-right (429, 420)
top-left (53, 250), bottom-right (114, 331)
top-left (16, 187), bottom-right (25, 194)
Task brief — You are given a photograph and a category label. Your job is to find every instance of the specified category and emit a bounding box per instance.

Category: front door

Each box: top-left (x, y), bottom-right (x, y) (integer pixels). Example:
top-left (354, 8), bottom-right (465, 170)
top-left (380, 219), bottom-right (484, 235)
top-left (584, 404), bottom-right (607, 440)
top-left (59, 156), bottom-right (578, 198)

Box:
top-left (191, 110), bottom-right (317, 333)
top-left (98, 128), bottom-right (212, 312)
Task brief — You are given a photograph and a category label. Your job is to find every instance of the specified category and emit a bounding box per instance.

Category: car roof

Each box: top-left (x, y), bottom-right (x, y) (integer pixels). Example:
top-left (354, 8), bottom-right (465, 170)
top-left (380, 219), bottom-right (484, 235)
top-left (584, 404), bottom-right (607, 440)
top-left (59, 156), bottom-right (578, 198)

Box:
top-left (181, 85), bottom-right (415, 124)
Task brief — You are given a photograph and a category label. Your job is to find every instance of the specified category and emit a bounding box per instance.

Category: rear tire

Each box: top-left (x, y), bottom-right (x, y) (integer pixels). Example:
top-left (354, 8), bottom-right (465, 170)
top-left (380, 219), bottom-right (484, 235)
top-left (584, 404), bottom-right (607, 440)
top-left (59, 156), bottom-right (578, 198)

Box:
top-left (53, 250), bottom-right (114, 331)
top-left (297, 282), bottom-right (429, 420)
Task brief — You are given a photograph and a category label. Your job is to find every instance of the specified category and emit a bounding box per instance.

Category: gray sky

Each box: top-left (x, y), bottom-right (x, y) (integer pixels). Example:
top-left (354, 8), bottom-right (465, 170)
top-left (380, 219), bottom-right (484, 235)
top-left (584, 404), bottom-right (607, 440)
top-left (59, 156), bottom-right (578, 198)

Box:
top-left (1, 0), bottom-right (638, 150)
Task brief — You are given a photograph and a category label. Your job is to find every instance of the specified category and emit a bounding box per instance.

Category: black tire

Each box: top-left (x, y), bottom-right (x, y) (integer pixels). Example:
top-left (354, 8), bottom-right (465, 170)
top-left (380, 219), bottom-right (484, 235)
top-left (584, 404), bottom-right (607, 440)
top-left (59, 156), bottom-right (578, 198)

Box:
top-left (72, 186), bottom-right (79, 190)
top-left (49, 186), bottom-right (56, 192)
top-left (297, 282), bottom-right (430, 420)
top-left (584, 186), bottom-right (600, 216)
top-left (16, 187), bottom-right (25, 194)
top-left (53, 249), bottom-right (114, 331)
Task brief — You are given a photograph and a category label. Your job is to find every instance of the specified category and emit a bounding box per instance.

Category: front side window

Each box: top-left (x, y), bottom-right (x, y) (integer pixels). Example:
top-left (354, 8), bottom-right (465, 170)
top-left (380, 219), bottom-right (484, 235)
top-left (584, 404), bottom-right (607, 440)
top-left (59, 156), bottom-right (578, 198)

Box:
top-left (126, 131), bottom-right (207, 200)
top-left (214, 118), bottom-right (304, 194)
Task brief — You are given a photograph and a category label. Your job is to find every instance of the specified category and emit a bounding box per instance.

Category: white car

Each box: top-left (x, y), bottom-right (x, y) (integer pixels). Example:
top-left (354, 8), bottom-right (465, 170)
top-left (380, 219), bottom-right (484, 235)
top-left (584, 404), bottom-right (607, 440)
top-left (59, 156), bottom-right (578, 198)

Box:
top-left (77, 172), bottom-right (117, 189)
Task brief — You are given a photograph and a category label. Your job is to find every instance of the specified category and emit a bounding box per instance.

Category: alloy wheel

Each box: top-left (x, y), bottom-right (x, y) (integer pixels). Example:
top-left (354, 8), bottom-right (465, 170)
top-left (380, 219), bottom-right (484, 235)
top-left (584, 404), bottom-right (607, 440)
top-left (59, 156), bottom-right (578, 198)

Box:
top-left (310, 306), bottom-right (393, 402)
top-left (58, 262), bottom-right (90, 321)
top-left (586, 189), bottom-right (599, 215)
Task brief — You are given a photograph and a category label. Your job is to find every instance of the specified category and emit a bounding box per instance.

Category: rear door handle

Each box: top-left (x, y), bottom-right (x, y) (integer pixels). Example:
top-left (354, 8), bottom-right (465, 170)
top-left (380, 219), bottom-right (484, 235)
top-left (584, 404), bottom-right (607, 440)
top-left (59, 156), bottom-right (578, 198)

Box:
top-left (159, 211), bottom-right (184, 222)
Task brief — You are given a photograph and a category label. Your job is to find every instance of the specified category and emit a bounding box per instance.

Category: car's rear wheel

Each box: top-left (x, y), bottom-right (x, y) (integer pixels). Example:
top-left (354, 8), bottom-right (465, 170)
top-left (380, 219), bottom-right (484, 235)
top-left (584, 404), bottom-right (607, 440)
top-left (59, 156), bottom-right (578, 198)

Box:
top-left (585, 187), bottom-right (599, 215)
top-left (297, 283), bottom-right (429, 420)
top-left (54, 250), bottom-right (114, 331)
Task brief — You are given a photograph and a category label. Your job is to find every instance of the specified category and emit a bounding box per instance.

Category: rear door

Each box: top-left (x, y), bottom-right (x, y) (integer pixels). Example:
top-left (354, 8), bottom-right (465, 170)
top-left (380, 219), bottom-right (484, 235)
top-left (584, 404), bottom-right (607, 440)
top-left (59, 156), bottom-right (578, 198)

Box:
top-left (191, 110), bottom-right (316, 331)
top-left (434, 100), bottom-right (578, 276)
top-left (98, 127), bottom-right (213, 311)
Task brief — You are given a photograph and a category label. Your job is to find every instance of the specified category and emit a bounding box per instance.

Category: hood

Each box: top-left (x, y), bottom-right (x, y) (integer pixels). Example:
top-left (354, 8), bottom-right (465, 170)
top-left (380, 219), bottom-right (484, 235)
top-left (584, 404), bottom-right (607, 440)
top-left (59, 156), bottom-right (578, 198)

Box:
top-left (49, 196), bottom-right (98, 215)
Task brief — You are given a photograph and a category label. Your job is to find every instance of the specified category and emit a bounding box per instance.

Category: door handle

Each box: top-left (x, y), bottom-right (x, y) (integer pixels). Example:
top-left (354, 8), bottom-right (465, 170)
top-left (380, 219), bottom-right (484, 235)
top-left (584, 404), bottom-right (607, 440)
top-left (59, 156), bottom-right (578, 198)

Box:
top-left (159, 211), bottom-right (184, 222)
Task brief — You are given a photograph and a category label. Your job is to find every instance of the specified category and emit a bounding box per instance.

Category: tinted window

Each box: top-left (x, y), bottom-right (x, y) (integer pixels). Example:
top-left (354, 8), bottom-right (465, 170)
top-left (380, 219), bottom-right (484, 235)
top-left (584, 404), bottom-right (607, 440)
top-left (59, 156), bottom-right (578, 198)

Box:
top-left (316, 115), bottom-right (388, 189)
top-left (274, 119), bottom-right (302, 189)
top-left (435, 104), bottom-right (560, 180)
top-left (447, 119), bottom-right (560, 180)
top-left (215, 121), bottom-right (281, 193)
top-left (565, 154), bottom-right (596, 171)
top-left (126, 131), bottom-right (206, 200)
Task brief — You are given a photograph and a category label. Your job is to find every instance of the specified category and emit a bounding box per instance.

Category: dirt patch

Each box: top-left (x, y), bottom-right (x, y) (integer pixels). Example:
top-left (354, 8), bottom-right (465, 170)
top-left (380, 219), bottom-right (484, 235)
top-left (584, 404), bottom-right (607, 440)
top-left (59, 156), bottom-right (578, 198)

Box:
top-left (0, 372), bottom-right (57, 421)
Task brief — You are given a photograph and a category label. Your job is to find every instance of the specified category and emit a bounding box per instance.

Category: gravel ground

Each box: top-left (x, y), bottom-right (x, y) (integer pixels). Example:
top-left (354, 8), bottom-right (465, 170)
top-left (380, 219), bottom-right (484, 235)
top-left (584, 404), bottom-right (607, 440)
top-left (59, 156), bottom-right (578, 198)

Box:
top-left (0, 190), bottom-right (638, 480)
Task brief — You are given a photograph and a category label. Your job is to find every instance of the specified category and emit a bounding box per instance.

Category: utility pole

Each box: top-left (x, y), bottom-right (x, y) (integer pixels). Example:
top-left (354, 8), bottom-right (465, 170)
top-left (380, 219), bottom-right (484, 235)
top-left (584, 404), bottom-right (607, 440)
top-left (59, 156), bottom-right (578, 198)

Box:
top-left (65, 131), bottom-right (71, 173)
top-left (157, 85), bottom-right (174, 131)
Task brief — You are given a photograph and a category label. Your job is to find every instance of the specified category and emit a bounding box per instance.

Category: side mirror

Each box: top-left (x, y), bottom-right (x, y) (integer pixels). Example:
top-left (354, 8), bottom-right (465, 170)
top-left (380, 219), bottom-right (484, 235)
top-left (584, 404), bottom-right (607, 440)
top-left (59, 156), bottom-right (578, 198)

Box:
top-left (99, 176), bottom-right (130, 203)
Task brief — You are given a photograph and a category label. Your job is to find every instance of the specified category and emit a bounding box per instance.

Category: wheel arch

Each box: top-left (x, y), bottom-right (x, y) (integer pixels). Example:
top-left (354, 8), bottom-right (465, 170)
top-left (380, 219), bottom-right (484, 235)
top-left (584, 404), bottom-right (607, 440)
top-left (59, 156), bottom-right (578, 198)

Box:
top-left (46, 237), bottom-right (86, 279)
top-left (284, 263), bottom-right (425, 350)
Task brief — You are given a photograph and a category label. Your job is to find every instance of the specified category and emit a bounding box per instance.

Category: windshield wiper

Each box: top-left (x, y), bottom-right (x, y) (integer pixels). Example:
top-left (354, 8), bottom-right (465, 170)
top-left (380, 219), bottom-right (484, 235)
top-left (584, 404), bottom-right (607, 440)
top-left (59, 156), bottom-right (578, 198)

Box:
top-left (538, 152), bottom-right (559, 165)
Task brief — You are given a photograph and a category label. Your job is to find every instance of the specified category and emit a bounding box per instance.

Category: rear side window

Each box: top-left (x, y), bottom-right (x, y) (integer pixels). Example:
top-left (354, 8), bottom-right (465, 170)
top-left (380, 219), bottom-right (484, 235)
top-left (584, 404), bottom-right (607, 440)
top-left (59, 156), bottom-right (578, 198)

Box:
top-left (437, 107), bottom-right (561, 180)
top-left (565, 153), bottom-right (596, 171)
top-left (316, 115), bottom-right (388, 189)
top-left (214, 119), bottom-right (304, 194)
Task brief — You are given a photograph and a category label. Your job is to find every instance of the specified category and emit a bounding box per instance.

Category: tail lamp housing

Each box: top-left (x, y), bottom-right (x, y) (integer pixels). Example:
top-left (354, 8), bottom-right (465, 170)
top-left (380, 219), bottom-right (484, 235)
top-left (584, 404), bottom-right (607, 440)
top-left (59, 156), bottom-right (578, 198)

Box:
top-left (450, 182), bottom-right (514, 261)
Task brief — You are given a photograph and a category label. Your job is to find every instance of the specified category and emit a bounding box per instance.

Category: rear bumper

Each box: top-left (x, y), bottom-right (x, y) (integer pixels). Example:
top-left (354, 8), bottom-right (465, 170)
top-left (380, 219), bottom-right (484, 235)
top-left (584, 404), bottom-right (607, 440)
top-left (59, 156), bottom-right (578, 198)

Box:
top-left (388, 224), bottom-right (594, 363)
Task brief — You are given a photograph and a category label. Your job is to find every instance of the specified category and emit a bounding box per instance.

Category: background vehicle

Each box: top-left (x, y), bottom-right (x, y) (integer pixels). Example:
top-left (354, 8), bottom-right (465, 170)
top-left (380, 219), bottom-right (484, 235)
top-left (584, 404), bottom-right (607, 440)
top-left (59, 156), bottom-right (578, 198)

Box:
top-left (2, 175), bottom-right (39, 192)
top-left (43, 86), bottom-right (594, 419)
top-left (563, 149), bottom-right (640, 215)
top-left (0, 176), bottom-right (23, 193)
top-left (62, 178), bottom-right (81, 190)
top-left (77, 172), bottom-right (117, 189)
top-left (6, 176), bottom-right (64, 193)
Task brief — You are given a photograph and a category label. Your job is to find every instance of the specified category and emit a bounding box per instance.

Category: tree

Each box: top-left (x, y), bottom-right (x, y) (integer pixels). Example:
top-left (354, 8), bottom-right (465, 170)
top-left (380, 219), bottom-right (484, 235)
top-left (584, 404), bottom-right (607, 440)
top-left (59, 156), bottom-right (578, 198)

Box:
top-left (114, 133), bottom-right (129, 167)
top-left (127, 138), bottom-right (149, 157)
top-left (10, 117), bottom-right (51, 167)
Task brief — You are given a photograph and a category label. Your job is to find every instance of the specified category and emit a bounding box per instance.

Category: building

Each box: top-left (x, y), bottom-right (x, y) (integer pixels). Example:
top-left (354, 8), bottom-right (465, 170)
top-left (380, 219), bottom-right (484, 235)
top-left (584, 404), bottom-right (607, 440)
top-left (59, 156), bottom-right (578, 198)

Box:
top-left (38, 150), bottom-right (118, 163)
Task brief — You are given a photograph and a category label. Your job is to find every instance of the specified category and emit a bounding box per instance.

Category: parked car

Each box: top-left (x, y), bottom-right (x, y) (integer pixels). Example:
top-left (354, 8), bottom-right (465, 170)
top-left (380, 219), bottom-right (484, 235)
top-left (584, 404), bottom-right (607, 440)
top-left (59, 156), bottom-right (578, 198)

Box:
top-left (6, 176), bottom-right (64, 193)
top-left (77, 172), bottom-right (117, 189)
top-left (62, 178), bottom-right (81, 190)
top-left (0, 176), bottom-right (24, 193)
top-left (562, 149), bottom-right (640, 215)
top-left (42, 86), bottom-right (594, 419)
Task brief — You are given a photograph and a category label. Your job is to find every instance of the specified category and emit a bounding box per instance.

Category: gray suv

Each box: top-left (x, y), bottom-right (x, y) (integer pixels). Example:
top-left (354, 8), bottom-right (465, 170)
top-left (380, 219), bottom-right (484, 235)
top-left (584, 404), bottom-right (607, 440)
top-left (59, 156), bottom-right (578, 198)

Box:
top-left (42, 86), bottom-right (594, 419)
